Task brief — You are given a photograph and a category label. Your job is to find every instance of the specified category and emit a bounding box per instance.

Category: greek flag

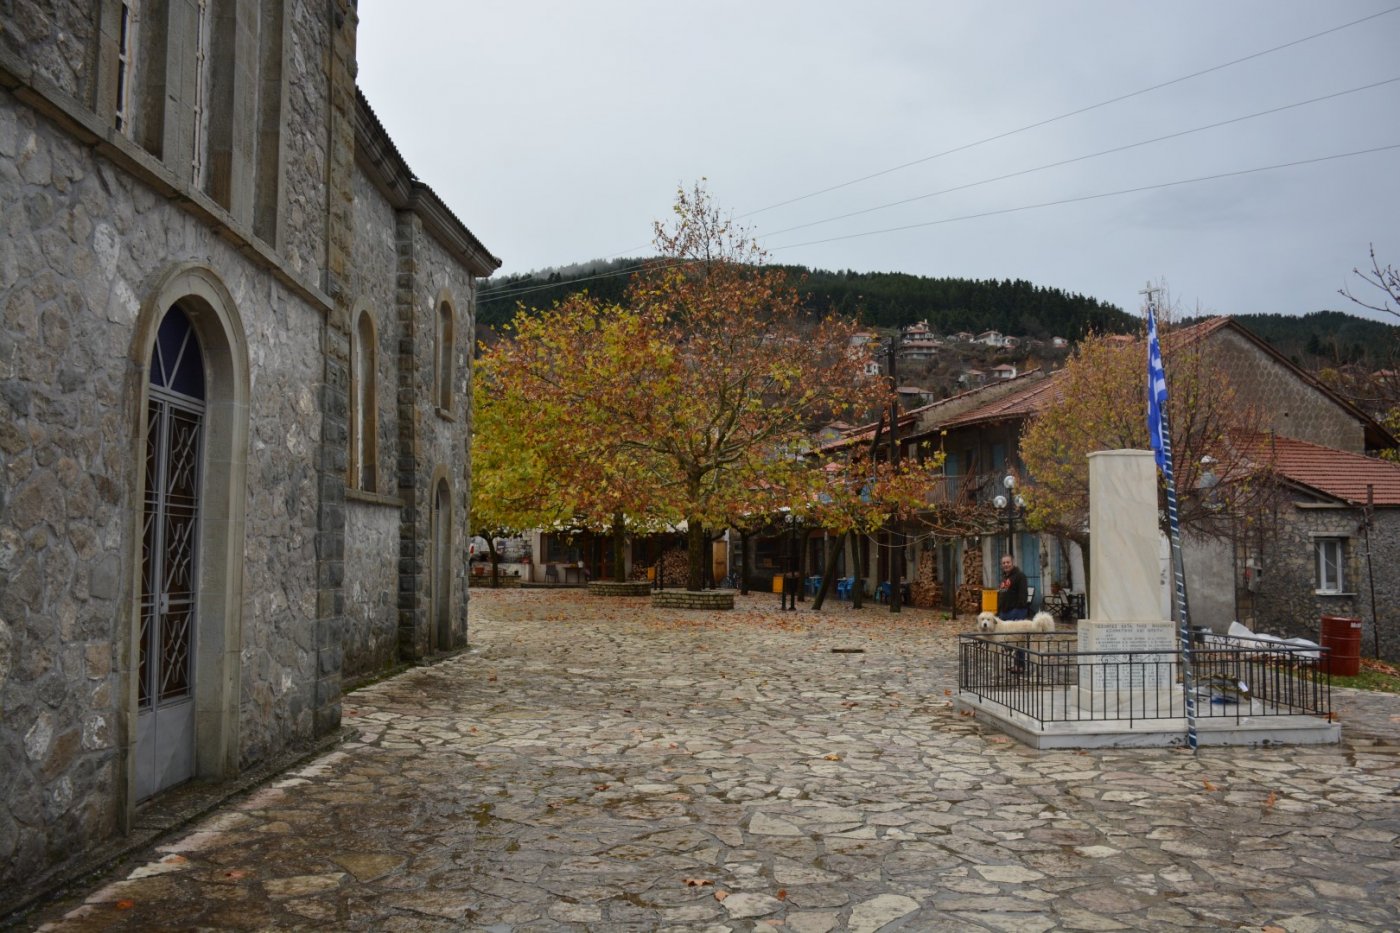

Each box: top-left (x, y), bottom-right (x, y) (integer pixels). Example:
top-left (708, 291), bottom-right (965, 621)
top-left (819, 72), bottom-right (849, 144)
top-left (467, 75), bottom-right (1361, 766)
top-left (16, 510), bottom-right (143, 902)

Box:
top-left (1146, 309), bottom-right (1168, 473)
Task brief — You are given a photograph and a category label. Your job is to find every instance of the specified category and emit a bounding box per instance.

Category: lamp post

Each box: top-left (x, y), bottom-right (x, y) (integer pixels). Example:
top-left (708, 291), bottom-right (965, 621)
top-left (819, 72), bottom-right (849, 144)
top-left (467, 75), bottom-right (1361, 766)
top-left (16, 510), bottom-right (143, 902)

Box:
top-left (992, 473), bottom-right (1025, 560)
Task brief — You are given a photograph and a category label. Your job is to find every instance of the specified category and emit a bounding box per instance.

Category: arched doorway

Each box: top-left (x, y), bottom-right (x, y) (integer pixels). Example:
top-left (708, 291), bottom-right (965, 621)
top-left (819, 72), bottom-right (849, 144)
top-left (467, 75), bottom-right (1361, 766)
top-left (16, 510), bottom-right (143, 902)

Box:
top-left (126, 264), bottom-right (250, 816)
top-left (136, 304), bottom-right (205, 798)
top-left (431, 477), bottom-right (452, 652)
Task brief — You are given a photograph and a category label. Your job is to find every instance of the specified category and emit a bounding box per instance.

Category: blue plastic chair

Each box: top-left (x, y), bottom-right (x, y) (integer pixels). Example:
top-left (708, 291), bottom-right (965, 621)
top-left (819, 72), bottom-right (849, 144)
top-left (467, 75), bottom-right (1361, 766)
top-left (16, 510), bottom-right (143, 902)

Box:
top-left (875, 581), bottom-right (891, 603)
top-left (807, 575), bottom-right (822, 596)
top-left (835, 577), bottom-right (853, 600)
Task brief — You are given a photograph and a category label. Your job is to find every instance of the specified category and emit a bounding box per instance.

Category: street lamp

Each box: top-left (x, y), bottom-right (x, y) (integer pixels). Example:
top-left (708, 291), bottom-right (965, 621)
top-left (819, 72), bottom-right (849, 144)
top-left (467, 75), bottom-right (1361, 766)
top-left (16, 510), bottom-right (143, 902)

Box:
top-left (992, 473), bottom-right (1025, 559)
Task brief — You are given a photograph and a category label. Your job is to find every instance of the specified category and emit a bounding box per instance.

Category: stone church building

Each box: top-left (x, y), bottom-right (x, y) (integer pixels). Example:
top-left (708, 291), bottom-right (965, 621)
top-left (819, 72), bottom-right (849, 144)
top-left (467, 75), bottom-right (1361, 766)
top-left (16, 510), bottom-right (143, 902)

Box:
top-left (0, 0), bottom-right (498, 894)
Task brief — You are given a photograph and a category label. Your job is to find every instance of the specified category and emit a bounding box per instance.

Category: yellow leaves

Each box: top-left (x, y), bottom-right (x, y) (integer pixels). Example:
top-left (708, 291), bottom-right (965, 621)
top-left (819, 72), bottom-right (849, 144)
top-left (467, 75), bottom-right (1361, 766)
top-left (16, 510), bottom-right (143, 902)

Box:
top-left (1263, 790), bottom-right (1278, 810)
top-left (1202, 779), bottom-right (1218, 792)
top-left (823, 753), bottom-right (842, 761)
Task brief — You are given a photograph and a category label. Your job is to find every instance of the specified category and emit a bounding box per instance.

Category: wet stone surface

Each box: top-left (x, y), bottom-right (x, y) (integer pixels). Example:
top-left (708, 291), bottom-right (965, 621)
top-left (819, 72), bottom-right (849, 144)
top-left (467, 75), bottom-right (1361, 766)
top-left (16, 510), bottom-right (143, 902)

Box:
top-left (28, 590), bottom-right (1400, 931)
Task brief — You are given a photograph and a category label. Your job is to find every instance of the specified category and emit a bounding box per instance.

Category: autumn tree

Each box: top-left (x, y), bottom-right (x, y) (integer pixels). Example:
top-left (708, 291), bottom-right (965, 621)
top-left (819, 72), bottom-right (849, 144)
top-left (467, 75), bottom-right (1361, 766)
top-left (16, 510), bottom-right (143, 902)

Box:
top-left (473, 296), bottom-right (678, 582)
top-left (1019, 316), bottom-right (1277, 586)
top-left (480, 184), bottom-right (884, 591)
top-left (618, 184), bottom-right (887, 588)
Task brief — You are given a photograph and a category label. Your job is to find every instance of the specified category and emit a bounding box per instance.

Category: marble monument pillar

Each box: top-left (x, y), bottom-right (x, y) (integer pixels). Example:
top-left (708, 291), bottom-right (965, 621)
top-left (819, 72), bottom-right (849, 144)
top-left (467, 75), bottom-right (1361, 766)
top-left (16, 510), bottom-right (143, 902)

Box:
top-left (1078, 450), bottom-right (1176, 712)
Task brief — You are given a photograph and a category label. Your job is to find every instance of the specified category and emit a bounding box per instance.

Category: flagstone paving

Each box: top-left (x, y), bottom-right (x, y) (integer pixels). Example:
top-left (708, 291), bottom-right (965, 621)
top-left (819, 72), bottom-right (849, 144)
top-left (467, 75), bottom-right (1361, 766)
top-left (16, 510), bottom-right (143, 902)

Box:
top-left (26, 590), bottom-right (1400, 931)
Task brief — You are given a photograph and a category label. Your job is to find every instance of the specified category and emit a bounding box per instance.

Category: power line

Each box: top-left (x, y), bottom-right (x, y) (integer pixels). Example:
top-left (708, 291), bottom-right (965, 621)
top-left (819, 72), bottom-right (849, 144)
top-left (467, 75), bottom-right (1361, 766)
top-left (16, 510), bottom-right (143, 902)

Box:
top-left (482, 143), bottom-right (1400, 304)
top-left (758, 76), bottom-right (1400, 241)
top-left (737, 5), bottom-right (1400, 220)
top-left (766, 143), bottom-right (1400, 252)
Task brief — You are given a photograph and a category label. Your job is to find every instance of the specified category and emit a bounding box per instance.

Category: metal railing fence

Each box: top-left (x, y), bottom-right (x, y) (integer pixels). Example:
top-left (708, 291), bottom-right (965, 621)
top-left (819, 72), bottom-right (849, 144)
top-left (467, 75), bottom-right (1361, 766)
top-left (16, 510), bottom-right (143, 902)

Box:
top-left (958, 631), bottom-right (1331, 727)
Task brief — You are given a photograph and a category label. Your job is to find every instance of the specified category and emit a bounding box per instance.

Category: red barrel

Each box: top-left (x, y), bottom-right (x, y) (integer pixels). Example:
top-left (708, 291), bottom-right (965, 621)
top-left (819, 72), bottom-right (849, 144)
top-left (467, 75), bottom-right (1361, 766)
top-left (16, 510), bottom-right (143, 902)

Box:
top-left (1320, 615), bottom-right (1362, 676)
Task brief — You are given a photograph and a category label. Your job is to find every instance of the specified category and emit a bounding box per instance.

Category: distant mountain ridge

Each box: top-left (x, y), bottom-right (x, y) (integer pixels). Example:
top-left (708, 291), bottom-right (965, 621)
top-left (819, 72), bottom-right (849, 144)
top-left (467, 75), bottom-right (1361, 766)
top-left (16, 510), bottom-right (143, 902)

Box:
top-left (477, 258), bottom-right (1132, 338)
top-left (478, 259), bottom-right (1395, 366)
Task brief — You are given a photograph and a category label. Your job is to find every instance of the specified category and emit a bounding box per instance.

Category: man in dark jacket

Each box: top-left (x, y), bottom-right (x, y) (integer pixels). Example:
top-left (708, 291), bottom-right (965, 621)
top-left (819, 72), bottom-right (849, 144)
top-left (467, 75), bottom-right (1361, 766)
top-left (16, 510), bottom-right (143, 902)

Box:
top-left (997, 554), bottom-right (1029, 620)
top-left (997, 553), bottom-right (1032, 674)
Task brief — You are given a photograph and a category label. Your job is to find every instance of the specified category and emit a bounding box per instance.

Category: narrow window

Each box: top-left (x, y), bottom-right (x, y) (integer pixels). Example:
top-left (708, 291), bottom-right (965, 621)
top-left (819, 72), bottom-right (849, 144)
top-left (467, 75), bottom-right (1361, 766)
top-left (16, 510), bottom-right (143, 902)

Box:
top-left (1315, 538), bottom-right (1345, 593)
top-left (436, 303), bottom-right (454, 412)
top-left (191, 0), bottom-right (212, 182)
top-left (349, 311), bottom-right (377, 491)
top-left (114, 0), bottom-right (138, 133)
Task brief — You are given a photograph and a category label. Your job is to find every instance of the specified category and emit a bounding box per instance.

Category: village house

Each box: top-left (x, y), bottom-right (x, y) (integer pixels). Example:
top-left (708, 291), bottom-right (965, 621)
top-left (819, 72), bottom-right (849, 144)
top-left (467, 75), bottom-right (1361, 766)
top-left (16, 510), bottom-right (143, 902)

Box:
top-left (0, 0), bottom-right (498, 895)
top-left (823, 317), bottom-right (1400, 660)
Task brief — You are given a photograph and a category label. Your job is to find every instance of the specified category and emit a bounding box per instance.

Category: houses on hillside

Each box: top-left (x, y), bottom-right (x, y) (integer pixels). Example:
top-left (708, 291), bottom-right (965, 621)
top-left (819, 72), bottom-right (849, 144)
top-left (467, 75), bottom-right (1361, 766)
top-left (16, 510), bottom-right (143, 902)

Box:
top-left (1, 0), bottom-right (498, 894)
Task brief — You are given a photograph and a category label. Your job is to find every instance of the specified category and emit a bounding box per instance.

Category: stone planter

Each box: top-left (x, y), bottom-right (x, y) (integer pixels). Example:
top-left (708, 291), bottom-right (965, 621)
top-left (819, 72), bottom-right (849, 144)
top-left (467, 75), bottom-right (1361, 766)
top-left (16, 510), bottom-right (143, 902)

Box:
top-left (651, 589), bottom-right (735, 611)
top-left (587, 581), bottom-right (652, 598)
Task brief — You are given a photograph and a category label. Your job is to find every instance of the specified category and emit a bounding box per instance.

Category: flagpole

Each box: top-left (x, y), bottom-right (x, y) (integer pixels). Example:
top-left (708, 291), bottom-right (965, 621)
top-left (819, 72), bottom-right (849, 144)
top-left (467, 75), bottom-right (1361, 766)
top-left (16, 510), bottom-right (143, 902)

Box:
top-left (1144, 292), bottom-right (1198, 752)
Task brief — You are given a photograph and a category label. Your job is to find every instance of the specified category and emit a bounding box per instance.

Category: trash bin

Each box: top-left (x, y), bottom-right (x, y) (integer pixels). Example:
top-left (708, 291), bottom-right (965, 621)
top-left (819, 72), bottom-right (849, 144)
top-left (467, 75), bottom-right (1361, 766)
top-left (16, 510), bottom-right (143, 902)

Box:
top-left (981, 589), bottom-right (999, 613)
top-left (773, 574), bottom-right (785, 594)
top-left (1320, 615), bottom-right (1362, 676)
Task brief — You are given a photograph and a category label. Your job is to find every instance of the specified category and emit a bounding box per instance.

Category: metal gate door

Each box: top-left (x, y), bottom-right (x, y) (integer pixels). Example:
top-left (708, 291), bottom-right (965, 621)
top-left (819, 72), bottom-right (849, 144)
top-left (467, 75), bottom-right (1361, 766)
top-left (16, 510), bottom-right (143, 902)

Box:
top-left (136, 307), bottom-right (205, 799)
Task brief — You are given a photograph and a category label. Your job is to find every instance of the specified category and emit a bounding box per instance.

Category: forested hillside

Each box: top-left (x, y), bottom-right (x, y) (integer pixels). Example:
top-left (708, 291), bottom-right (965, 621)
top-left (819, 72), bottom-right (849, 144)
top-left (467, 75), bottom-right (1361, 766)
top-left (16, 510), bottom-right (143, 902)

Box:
top-left (1218, 311), bottom-right (1397, 368)
top-left (477, 259), bottom-right (1132, 338)
top-left (477, 260), bottom-right (1396, 367)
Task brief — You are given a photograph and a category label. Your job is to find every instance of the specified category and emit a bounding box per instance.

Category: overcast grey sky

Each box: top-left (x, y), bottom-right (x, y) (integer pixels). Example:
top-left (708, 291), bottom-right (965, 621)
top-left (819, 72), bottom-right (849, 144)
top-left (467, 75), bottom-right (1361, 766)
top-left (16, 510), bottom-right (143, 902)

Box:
top-left (356, 1), bottom-right (1400, 321)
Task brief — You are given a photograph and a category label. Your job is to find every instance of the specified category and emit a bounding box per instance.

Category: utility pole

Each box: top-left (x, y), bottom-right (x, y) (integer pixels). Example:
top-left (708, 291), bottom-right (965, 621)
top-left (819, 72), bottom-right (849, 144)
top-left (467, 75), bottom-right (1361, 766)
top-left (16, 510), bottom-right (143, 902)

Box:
top-left (888, 335), bottom-right (902, 613)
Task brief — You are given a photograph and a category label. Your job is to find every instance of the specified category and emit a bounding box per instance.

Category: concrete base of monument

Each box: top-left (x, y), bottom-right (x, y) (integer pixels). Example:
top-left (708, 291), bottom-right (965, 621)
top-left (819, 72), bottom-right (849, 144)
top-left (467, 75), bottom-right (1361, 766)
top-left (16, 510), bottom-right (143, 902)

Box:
top-left (955, 690), bottom-right (1341, 749)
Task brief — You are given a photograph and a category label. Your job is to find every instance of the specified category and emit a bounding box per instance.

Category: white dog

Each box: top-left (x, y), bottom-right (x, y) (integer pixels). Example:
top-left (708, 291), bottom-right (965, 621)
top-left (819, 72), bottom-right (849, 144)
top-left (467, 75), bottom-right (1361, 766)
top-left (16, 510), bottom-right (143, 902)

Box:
top-left (977, 610), bottom-right (1056, 635)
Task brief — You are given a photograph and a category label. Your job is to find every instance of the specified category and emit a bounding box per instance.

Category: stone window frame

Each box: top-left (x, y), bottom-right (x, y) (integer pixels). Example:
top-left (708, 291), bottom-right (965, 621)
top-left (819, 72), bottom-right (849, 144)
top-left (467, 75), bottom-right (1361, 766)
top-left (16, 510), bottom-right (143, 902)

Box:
top-left (348, 304), bottom-right (378, 492)
top-left (1313, 536), bottom-right (1348, 595)
top-left (434, 298), bottom-right (454, 419)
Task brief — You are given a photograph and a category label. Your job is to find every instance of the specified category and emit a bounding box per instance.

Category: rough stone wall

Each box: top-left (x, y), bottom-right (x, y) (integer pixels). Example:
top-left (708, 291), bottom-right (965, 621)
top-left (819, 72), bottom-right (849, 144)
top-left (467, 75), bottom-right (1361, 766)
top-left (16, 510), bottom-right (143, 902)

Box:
top-left (1205, 328), bottom-right (1366, 452)
top-left (280, 0), bottom-right (330, 285)
top-left (342, 502), bottom-right (398, 681)
top-left (1251, 503), bottom-right (1400, 663)
top-left (348, 167), bottom-right (398, 493)
top-left (399, 223), bottom-right (474, 657)
top-left (0, 82), bottom-right (326, 889)
top-left (238, 298), bottom-right (322, 766)
top-left (340, 166), bottom-right (400, 681)
top-left (0, 0), bottom-right (97, 104)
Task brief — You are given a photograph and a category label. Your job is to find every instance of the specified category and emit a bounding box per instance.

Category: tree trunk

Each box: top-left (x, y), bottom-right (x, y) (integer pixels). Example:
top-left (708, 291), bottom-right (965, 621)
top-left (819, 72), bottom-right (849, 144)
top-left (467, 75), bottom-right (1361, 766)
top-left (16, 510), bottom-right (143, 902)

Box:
top-left (811, 530), bottom-right (847, 610)
top-left (687, 522), bottom-right (705, 591)
top-left (611, 511), bottom-right (627, 582)
top-left (739, 528), bottom-right (750, 595)
top-left (852, 533), bottom-right (867, 609)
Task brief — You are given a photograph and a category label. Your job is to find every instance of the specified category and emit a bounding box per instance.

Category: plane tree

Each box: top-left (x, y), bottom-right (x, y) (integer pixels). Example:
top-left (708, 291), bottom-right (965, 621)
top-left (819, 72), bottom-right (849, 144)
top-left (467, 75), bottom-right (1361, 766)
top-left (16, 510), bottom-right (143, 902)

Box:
top-left (480, 183), bottom-right (886, 591)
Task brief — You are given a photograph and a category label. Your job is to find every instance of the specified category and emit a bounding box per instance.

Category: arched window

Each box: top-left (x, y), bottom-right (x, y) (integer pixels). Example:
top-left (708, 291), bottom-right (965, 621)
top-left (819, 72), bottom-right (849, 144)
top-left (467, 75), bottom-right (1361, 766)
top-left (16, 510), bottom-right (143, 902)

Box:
top-left (349, 309), bottom-right (377, 491)
top-left (435, 301), bottom-right (454, 412)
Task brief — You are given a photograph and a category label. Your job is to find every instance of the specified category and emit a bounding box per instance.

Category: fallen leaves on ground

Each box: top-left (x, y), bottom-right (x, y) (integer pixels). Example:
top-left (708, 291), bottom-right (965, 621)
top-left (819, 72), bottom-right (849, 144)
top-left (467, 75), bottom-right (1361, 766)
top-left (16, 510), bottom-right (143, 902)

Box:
top-left (114, 900), bottom-right (135, 910)
top-left (1202, 779), bottom-right (1218, 792)
top-left (714, 889), bottom-right (728, 901)
top-left (683, 877), bottom-right (713, 887)
top-left (823, 753), bottom-right (842, 761)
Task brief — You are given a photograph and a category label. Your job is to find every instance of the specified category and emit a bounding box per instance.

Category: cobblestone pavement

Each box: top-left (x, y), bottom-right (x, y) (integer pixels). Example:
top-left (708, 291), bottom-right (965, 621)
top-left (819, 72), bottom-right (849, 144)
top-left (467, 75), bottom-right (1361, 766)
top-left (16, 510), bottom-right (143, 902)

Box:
top-left (28, 590), bottom-right (1400, 931)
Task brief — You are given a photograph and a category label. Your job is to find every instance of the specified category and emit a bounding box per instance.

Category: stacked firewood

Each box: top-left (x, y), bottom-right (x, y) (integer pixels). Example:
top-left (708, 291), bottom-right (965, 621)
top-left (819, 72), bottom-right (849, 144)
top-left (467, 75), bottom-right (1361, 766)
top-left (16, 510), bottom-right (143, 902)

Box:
top-left (909, 551), bottom-right (940, 609)
top-left (955, 540), bottom-right (985, 615)
top-left (651, 549), bottom-right (691, 586)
